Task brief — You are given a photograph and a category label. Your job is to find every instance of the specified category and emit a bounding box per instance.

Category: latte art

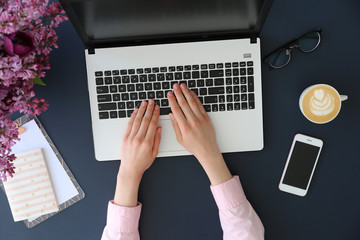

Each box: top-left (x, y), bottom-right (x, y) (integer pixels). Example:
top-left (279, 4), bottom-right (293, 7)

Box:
top-left (301, 85), bottom-right (341, 123)
top-left (309, 89), bottom-right (335, 116)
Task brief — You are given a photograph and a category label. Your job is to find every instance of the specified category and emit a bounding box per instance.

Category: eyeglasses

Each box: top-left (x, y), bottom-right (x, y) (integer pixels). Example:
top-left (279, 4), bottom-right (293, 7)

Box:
top-left (264, 29), bottom-right (322, 69)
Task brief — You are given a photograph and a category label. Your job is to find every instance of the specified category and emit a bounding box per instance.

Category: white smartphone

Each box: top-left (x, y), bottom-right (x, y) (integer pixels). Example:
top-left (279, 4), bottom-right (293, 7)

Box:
top-left (278, 133), bottom-right (323, 197)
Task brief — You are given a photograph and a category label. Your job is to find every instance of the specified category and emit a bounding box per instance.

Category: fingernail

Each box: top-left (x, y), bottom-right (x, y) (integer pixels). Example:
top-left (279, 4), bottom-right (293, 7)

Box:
top-left (167, 91), bottom-right (173, 97)
top-left (157, 127), bottom-right (162, 134)
top-left (149, 99), bottom-right (154, 105)
top-left (141, 101), bottom-right (147, 107)
top-left (169, 113), bottom-right (175, 120)
top-left (180, 83), bottom-right (186, 89)
top-left (155, 105), bottom-right (160, 110)
top-left (133, 108), bottom-right (138, 115)
top-left (173, 83), bottom-right (178, 90)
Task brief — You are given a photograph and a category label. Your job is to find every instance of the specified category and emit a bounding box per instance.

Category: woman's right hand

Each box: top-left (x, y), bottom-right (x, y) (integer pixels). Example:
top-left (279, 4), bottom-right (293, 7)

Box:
top-left (167, 83), bottom-right (232, 185)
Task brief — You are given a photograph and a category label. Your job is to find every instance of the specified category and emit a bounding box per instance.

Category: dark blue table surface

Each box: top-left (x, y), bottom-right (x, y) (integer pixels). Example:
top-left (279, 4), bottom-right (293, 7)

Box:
top-left (1, 0), bottom-right (360, 239)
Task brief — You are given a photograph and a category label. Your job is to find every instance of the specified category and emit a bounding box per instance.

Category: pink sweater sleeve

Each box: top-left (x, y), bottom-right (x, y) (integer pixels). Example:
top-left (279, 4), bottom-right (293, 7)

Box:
top-left (210, 176), bottom-right (265, 240)
top-left (101, 201), bottom-right (141, 240)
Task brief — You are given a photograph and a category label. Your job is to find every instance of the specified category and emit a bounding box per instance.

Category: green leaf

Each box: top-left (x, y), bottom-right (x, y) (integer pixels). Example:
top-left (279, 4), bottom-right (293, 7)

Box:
top-left (29, 76), bottom-right (46, 86)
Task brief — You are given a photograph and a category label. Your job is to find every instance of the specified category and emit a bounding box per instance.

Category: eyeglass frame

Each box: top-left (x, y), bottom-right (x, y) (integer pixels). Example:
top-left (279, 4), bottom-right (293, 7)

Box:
top-left (264, 28), bottom-right (322, 69)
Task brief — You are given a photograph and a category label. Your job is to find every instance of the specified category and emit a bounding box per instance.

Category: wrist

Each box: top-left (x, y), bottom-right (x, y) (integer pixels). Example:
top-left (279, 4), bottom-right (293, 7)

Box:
top-left (114, 167), bottom-right (142, 207)
top-left (197, 153), bottom-right (232, 186)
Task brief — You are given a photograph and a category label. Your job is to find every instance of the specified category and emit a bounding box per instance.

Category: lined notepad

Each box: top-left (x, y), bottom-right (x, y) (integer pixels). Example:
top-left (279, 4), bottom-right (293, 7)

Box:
top-left (3, 149), bottom-right (59, 222)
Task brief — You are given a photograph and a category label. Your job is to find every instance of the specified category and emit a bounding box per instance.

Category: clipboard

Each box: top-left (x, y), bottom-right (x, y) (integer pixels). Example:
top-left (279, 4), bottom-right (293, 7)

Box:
top-left (0, 114), bottom-right (85, 228)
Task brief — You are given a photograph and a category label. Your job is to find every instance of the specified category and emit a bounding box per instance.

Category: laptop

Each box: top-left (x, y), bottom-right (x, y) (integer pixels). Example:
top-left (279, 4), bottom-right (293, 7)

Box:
top-left (60, 0), bottom-right (273, 161)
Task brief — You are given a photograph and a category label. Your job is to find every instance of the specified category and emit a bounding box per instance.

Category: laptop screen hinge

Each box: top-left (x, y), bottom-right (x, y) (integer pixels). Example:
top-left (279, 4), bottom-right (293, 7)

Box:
top-left (88, 47), bottom-right (95, 55)
top-left (250, 35), bottom-right (257, 44)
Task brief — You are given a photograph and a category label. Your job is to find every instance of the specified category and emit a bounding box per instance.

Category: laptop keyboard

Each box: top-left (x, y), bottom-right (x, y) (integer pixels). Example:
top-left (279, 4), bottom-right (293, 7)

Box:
top-left (95, 61), bottom-right (255, 119)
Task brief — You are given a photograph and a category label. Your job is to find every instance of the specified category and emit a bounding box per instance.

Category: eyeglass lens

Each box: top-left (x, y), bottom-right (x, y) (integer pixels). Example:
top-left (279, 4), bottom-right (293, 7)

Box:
top-left (267, 31), bottom-right (321, 68)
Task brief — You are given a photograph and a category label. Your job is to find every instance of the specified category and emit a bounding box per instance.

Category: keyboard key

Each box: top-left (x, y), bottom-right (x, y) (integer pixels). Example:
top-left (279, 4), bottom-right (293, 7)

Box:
top-left (219, 104), bottom-right (226, 111)
top-left (157, 73), bottom-right (165, 81)
top-left (209, 64), bottom-right (216, 69)
top-left (110, 85), bottom-right (118, 93)
top-left (176, 66), bottom-right (183, 71)
top-left (162, 82), bottom-right (170, 89)
top-left (127, 101), bottom-right (134, 109)
top-left (233, 77), bottom-right (240, 84)
top-left (192, 71), bottom-right (200, 79)
top-left (225, 69), bottom-right (232, 76)
top-left (98, 103), bottom-right (116, 111)
top-left (95, 71), bottom-right (103, 77)
top-left (192, 65), bottom-right (199, 70)
top-left (175, 72), bottom-right (182, 80)
top-left (147, 91), bottom-right (155, 99)
top-left (241, 102), bottom-right (248, 110)
top-left (212, 104), bottom-right (218, 112)
top-left (249, 101), bottom-right (255, 109)
top-left (192, 88), bottom-right (199, 95)
top-left (139, 92), bottom-right (147, 99)
top-left (247, 61), bottom-right (254, 66)
top-left (226, 86), bottom-right (232, 94)
top-left (152, 67), bottom-right (159, 73)
top-left (149, 74), bottom-right (156, 82)
top-left (240, 77), bottom-right (246, 84)
top-left (216, 63), bottom-right (223, 68)
top-left (247, 68), bottom-right (254, 75)
top-left (226, 78), bottom-right (232, 85)
top-left (118, 111), bottom-right (126, 118)
top-left (205, 96), bottom-right (217, 104)
top-left (197, 79), bottom-right (204, 87)
top-left (201, 71), bottom-right (209, 78)
top-left (97, 86), bottom-right (109, 94)
top-left (166, 73), bottom-right (174, 80)
top-left (185, 65), bottom-right (191, 71)
top-left (110, 111), bottom-right (117, 118)
top-left (240, 68), bottom-right (246, 75)
top-left (99, 111), bottom-right (109, 119)
top-left (219, 95), bottom-right (225, 103)
top-left (225, 62), bottom-right (231, 68)
top-left (153, 82), bottom-right (161, 90)
top-left (248, 93), bottom-right (254, 101)
top-left (120, 69), bottom-right (127, 75)
top-left (112, 70), bottom-right (119, 75)
top-left (155, 99), bottom-right (160, 106)
top-left (118, 85), bottom-right (126, 92)
top-left (234, 103), bottom-right (241, 110)
top-left (135, 101), bottom-right (142, 108)
top-left (105, 77), bottom-right (112, 84)
top-left (169, 66), bottom-right (176, 72)
top-left (122, 76), bottom-right (130, 83)
top-left (241, 85), bottom-right (247, 93)
top-left (131, 75), bottom-right (139, 83)
top-left (201, 64), bottom-right (208, 69)
top-left (160, 107), bottom-right (171, 115)
top-left (241, 94), bottom-right (247, 101)
top-left (232, 62), bottom-right (239, 67)
top-left (248, 77), bottom-right (254, 92)
top-left (145, 68), bottom-right (151, 73)
top-left (121, 93), bottom-right (129, 101)
top-left (156, 91), bottom-right (164, 98)
top-left (130, 92), bottom-right (138, 100)
top-left (204, 105), bottom-right (211, 112)
top-left (210, 70), bottom-right (224, 77)
top-left (127, 84), bottom-right (135, 92)
top-left (127, 110), bottom-right (134, 117)
top-left (227, 95), bottom-right (233, 102)
top-left (200, 88), bottom-right (207, 96)
top-left (188, 80), bottom-right (196, 88)
top-left (145, 83), bottom-right (152, 90)
top-left (240, 62), bottom-right (246, 67)
top-left (234, 94), bottom-right (240, 102)
top-left (208, 87), bottom-right (225, 95)
top-left (136, 84), bottom-right (144, 91)
top-left (118, 102), bottom-right (125, 109)
top-left (112, 94), bottom-right (120, 101)
top-left (96, 77), bottom-right (104, 85)
top-left (113, 76), bottom-right (121, 84)
top-left (206, 79), bottom-right (213, 86)
top-left (183, 72), bottom-right (191, 79)
top-left (139, 75), bottom-right (147, 82)
top-left (234, 86), bottom-right (240, 93)
top-left (214, 78), bottom-right (224, 86)
top-left (227, 103), bottom-right (233, 111)
top-left (104, 71), bottom-right (112, 76)
top-left (136, 69), bottom-right (144, 74)
top-left (97, 94), bottom-right (111, 102)
top-left (128, 69), bottom-right (135, 74)
top-left (160, 67), bottom-right (167, 72)
top-left (233, 69), bottom-right (239, 76)
top-left (161, 99), bottom-right (169, 107)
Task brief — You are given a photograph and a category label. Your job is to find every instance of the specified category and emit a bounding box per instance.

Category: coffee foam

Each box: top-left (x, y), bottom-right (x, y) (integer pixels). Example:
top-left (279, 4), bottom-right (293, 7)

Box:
top-left (301, 85), bottom-right (341, 123)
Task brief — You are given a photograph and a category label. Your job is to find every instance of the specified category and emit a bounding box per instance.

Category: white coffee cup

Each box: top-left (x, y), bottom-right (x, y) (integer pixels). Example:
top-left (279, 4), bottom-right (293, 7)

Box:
top-left (299, 84), bottom-right (348, 124)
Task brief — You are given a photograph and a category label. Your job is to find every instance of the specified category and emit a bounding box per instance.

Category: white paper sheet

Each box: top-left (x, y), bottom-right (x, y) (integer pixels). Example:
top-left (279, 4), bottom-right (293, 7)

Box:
top-left (11, 120), bottom-right (79, 221)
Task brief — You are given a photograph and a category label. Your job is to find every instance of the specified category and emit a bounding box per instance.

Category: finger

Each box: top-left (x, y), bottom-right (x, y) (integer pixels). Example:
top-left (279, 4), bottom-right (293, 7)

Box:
top-left (191, 90), bottom-right (207, 116)
top-left (123, 108), bottom-right (138, 138)
top-left (152, 127), bottom-right (162, 158)
top-left (167, 90), bottom-right (187, 126)
top-left (144, 104), bottom-right (160, 141)
top-left (137, 99), bottom-right (156, 138)
top-left (169, 113), bottom-right (183, 143)
top-left (172, 83), bottom-right (196, 120)
top-left (130, 100), bottom-right (147, 137)
top-left (179, 83), bottom-right (203, 118)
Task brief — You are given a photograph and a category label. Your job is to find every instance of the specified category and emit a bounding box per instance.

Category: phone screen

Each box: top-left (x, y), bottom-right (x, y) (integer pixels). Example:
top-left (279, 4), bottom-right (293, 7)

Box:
top-left (283, 141), bottom-right (321, 190)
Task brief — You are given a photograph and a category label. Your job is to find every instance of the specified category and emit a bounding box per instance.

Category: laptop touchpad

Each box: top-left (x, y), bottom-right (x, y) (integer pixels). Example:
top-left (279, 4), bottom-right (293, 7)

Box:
top-left (158, 119), bottom-right (184, 152)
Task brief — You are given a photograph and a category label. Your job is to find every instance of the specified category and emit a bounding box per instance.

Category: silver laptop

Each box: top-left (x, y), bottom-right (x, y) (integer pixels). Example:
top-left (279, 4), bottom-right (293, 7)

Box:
top-left (60, 0), bottom-right (273, 161)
